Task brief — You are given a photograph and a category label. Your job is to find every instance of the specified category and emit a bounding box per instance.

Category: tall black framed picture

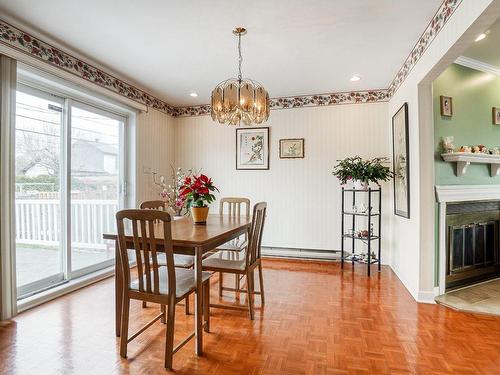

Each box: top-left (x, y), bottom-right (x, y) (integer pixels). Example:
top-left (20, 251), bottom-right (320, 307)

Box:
top-left (392, 103), bottom-right (410, 218)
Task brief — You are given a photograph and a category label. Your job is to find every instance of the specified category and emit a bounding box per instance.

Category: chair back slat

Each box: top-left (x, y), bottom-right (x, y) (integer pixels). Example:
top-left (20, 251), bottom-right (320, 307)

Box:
top-left (116, 209), bottom-right (175, 299)
top-left (131, 220), bottom-right (144, 292)
top-left (148, 219), bottom-right (160, 293)
top-left (219, 197), bottom-right (250, 218)
top-left (140, 200), bottom-right (167, 211)
top-left (246, 202), bottom-right (267, 267)
top-left (140, 219), bottom-right (152, 292)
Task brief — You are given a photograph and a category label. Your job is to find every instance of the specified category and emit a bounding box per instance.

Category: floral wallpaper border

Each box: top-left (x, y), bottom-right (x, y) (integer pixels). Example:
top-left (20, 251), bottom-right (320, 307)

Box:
top-left (173, 90), bottom-right (390, 117)
top-left (0, 0), bottom-right (462, 117)
top-left (0, 18), bottom-right (177, 116)
top-left (387, 0), bottom-right (463, 97)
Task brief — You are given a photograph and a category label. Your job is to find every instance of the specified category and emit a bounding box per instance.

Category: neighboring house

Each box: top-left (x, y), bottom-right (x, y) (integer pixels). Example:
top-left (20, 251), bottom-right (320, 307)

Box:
top-left (71, 139), bottom-right (118, 176)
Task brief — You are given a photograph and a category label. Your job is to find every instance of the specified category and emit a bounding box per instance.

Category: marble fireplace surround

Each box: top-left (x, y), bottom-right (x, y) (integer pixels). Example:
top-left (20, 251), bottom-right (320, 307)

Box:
top-left (435, 185), bottom-right (500, 296)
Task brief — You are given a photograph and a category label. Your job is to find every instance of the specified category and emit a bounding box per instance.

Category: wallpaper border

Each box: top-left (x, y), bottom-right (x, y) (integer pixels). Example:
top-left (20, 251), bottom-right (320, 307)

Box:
top-left (0, 0), bottom-right (463, 117)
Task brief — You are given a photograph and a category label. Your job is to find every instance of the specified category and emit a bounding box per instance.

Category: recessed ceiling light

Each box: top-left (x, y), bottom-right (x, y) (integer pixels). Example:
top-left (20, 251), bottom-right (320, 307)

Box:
top-left (350, 75), bottom-right (361, 82)
top-left (189, 92), bottom-right (198, 97)
top-left (475, 33), bottom-right (487, 42)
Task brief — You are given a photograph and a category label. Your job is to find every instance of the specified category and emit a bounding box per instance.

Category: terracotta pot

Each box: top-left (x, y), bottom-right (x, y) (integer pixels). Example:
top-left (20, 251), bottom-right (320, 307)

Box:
top-left (191, 206), bottom-right (209, 224)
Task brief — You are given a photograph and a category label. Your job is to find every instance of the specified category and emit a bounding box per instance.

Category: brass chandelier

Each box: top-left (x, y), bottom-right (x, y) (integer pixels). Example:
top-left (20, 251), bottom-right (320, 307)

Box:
top-left (211, 27), bottom-right (270, 126)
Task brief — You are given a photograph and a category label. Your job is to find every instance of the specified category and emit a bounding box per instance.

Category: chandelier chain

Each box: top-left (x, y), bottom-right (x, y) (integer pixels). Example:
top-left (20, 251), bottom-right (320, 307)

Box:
top-left (238, 33), bottom-right (243, 81)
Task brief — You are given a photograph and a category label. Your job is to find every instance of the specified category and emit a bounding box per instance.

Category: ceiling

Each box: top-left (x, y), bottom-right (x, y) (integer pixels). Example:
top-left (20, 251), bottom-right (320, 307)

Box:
top-left (0, 0), bottom-right (442, 106)
top-left (463, 18), bottom-right (500, 68)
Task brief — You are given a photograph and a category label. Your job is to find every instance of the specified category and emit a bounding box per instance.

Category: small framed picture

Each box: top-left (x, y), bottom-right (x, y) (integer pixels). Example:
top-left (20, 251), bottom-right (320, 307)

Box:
top-left (279, 138), bottom-right (305, 159)
top-left (440, 96), bottom-right (453, 117)
top-left (236, 127), bottom-right (270, 170)
top-left (493, 107), bottom-right (500, 125)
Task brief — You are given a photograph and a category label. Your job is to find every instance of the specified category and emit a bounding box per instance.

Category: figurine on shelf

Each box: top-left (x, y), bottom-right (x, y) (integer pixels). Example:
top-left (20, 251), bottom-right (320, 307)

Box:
top-left (472, 145), bottom-right (487, 154)
top-left (490, 147), bottom-right (500, 156)
top-left (459, 145), bottom-right (472, 153)
top-left (442, 136), bottom-right (455, 153)
top-left (358, 229), bottom-right (370, 238)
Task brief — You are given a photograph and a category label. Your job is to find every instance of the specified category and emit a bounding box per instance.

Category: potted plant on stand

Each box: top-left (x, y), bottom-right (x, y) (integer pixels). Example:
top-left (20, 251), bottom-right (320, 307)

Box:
top-left (180, 174), bottom-right (218, 224)
top-left (332, 156), bottom-right (393, 189)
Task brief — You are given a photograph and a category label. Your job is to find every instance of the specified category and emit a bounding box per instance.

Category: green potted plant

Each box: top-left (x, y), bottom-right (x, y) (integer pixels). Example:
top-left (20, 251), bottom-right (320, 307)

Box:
top-left (179, 174), bottom-right (218, 224)
top-left (332, 156), bottom-right (393, 189)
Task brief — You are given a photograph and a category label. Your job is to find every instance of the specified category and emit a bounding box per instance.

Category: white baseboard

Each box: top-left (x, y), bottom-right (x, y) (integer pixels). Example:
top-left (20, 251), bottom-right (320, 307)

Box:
top-left (262, 247), bottom-right (339, 261)
top-left (262, 247), bottom-right (391, 265)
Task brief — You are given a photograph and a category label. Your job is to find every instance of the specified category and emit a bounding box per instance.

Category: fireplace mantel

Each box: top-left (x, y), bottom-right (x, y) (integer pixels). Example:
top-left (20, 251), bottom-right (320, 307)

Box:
top-left (435, 185), bottom-right (500, 203)
top-left (435, 184), bottom-right (500, 296)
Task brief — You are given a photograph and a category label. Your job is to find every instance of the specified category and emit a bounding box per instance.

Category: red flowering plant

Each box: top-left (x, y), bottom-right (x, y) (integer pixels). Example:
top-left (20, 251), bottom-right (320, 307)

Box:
top-left (179, 174), bottom-right (218, 209)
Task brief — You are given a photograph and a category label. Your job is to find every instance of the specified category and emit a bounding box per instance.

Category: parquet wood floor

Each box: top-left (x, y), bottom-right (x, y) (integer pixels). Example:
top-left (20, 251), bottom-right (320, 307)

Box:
top-left (1, 259), bottom-right (500, 374)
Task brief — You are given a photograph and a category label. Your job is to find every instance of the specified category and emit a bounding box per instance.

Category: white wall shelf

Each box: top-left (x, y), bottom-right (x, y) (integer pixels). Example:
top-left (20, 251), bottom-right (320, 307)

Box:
top-left (441, 152), bottom-right (500, 177)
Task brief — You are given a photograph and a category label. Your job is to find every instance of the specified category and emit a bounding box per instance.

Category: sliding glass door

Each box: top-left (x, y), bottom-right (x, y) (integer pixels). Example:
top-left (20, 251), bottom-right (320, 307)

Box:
top-left (15, 83), bottom-right (126, 298)
top-left (15, 86), bottom-right (65, 296)
top-left (70, 103), bottom-right (123, 277)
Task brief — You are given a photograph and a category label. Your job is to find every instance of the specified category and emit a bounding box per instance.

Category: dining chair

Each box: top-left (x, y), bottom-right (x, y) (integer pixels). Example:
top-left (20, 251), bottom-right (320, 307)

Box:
top-left (217, 197), bottom-right (250, 295)
top-left (116, 209), bottom-right (211, 370)
top-left (203, 202), bottom-right (266, 320)
top-left (140, 200), bottom-right (194, 312)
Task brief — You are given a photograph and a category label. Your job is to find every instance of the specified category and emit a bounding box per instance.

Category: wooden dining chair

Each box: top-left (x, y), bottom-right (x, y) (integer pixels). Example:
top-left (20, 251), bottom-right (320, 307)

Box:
top-left (203, 202), bottom-right (266, 320)
top-left (140, 200), bottom-right (194, 312)
top-left (116, 209), bottom-right (211, 370)
top-left (139, 199), bottom-right (167, 211)
top-left (217, 197), bottom-right (250, 294)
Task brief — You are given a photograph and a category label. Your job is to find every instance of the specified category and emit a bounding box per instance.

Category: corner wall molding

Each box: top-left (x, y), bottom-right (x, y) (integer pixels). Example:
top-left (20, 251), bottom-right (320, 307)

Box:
top-left (455, 56), bottom-right (500, 76)
top-left (0, 0), bottom-right (463, 117)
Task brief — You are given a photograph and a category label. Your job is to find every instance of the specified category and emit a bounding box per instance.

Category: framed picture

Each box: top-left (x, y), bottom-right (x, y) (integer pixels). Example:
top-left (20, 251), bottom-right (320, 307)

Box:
top-left (493, 107), bottom-right (500, 125)
top-left (279, 138), bottom-right (304, 158)
top-left (440, 95), bottom-right (453, 117)
top-left (392, 103), bottom-right (410, 218)
top-left (236, 127), bottom-right (270, 170)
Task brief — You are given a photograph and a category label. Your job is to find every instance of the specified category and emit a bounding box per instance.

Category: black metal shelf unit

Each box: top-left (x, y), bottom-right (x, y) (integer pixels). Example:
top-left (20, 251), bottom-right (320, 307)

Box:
top-left (341, 187), bottom-right (382, 275)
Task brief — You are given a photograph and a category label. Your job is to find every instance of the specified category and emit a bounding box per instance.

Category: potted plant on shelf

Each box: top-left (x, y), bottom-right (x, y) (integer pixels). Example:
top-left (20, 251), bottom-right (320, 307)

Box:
top-left (180, 174), bottom-right (218, 224)
top-left (332, 156), bottom-right (393, 189)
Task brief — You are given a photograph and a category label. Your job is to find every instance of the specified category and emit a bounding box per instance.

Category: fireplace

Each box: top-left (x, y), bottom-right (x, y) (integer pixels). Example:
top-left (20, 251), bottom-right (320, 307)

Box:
top-left (446, 201), bottom-right (500, 290)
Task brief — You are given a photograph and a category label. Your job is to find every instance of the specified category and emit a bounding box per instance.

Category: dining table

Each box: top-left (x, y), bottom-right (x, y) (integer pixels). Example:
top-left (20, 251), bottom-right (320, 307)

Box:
top-left (102, 213), bottom-right (252, 355)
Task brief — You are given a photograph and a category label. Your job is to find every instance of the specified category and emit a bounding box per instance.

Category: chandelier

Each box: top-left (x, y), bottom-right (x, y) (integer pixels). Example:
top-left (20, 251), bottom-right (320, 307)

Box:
top-left (211, 27), bottom-right (270, 126)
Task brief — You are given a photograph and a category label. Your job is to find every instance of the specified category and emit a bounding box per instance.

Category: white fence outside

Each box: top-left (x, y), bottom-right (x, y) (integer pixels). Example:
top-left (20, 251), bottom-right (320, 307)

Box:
top-left (15, 199), bottom-right (118, 249)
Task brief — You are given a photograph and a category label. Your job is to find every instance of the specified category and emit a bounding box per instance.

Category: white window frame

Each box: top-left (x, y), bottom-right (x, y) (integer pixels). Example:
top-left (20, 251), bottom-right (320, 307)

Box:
top-left (15, 65), bottom-right (134, 300)
top-left (67, 99), bottom-right (126, 280)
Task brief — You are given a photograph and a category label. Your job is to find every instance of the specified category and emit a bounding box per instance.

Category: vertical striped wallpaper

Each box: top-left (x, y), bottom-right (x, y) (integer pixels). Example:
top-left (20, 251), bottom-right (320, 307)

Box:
top-left (135, 108), bottom-right (176, 204)
top-left (173, 103), bottom-right (391, 257)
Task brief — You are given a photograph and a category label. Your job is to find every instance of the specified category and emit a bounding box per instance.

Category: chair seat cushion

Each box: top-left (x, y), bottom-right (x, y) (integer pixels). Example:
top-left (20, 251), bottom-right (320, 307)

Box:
top-left (131, 267), bottom-right (211, 298)
top-left (157, 254), bottom-right (195, 268)
top-left (202, 250), bottom-right (247, 271)
top-left (216, 238), bottom-right (247, 252)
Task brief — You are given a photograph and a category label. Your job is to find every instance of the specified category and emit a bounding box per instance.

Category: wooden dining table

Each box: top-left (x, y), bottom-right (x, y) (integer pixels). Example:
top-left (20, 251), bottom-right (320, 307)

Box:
top-left (102, 213), bottom-right (252, 355)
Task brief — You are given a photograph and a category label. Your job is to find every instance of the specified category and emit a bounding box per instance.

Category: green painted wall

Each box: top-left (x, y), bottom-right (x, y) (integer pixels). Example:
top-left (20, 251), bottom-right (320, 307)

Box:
top-left (433, 63), bottom-right (500, 287)
top-left (434, 63), bottom-right (500, 185)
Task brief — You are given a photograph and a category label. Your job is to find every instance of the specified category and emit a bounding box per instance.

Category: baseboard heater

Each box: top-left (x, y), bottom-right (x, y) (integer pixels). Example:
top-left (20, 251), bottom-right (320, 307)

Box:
top-left (261, 247), bottom-right (340, 261)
